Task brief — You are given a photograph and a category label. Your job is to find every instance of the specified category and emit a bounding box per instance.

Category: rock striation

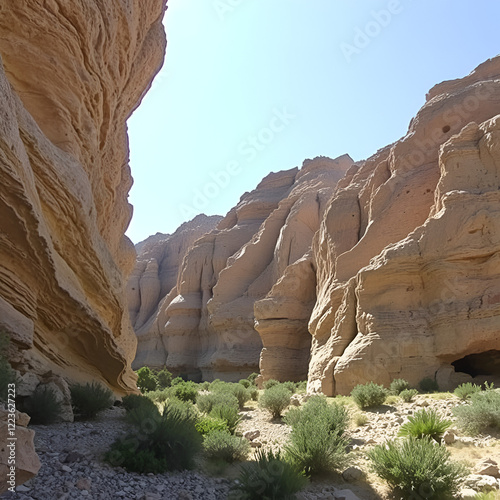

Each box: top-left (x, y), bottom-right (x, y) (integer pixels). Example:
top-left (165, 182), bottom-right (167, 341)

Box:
top-left (0, 0), bottom-right (167, 394)
top-left (128, 214), bottom-right (223, 369)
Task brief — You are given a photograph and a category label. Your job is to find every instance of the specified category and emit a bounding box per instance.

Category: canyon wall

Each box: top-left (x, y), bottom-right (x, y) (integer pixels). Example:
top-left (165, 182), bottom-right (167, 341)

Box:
top-left (0, 0), bottom-right (166, 395)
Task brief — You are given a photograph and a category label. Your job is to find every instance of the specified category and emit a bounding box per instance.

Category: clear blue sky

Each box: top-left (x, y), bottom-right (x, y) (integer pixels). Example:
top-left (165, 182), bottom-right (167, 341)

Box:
top-left (125, 0), bottom-right (500, 244)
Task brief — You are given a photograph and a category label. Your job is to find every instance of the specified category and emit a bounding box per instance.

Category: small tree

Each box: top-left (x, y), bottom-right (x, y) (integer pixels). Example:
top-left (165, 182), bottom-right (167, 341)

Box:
top-left (136, 367), bottom-right (158, 393)
top-left (156, 369), bottom-right (173, 389)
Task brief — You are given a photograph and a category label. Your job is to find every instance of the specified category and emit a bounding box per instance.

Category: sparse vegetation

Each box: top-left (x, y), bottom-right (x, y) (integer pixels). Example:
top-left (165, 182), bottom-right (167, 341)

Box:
top-left (454, 382), bottom-right (482, 400)
top-left (351, 382), bottom-right (388, 409)
top-left (70, 381), bottom-right (114, 419)
top-left (419, 376), bottom-right (439, 393)
top-left (285, 396), bottom-right (349, 476)
top-left (259, 384), bottom-right (291, 418)
top-left (229, 449), bottom-right (308, 499)
top-left (398, 408), bottom-right (452, 442)
top-left (389, 378), bottom-right (410, 395)
top-left (25, 385), bottom-right (62, 424)
top-left (105, 396), bottom-right (202, 473)
top-left (368, 437), bottom-right (467, 499)
top-left (399, 388), bottom-right (419, 402)
top-left (136, 367), bottom-right (158, 393)
top-left (453, 389), bottom-right (500, 435)
top-left (202, 430), bottom-right (250, 463)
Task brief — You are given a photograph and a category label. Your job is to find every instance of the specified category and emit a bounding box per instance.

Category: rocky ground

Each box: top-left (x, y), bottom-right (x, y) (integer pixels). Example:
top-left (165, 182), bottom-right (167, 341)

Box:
top-left (4, 393), bottom-right (500, 500)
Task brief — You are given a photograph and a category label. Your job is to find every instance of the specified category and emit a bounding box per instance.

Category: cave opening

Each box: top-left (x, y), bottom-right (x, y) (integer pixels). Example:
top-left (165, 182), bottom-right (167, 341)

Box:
top-left (452, 350), bottom-right (500, 378)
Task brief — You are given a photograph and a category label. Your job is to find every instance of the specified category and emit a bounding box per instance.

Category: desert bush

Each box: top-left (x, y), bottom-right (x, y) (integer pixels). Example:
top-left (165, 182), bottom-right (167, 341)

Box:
top-left (199, 381), bottom-right (210, 391)
top-left (195, 415), bottom-right (228, 436)
top-left (354, 413), bottom-right (368, 427)
top-left (281, 381), bottom-right (297, 393)
top-left (385, 395), bottom-right (400, 406)
top-left (368, 437), bottom-right (467, 498)
top-left (145, 389), bottom-right (170, 403)
top-left (171, 381), bottom-right (198, 403)
top-left (351, 382), bottom-right (388, 409)
top-left (136, 367), bottom-right (158, 393)
top-left (453, 389), bottom-right (500, 435)
top-left (295, 380), bottom-right (307, 393)
top-left (209, 379), bottom-right (224, 390)
top-left (399, 389), bottom-right (419, 403)
top-left (238, 379), bottom-right (251, 388)
top-left (122, 394), bottom-right (157, 413)
top-left (210, 403), bottom-right (241, 434)
top-left (203, 430), bottom-right (250, 463)
top-left (399, 408), bottom-right (452, 442)
top-left (171, 376), bottom-right (184, 386)
top-left (419, 377), bottom-right (439, 393)
top-left (248, 387), bottom-right (259, 401)
top-left (263, 379), bottom-right (280, 390)
top-left (0, 330), bottom-right (17, 402)
top-left (247, 373), bottom-right (259, 384)
top-left (229, 448), bottom-right (308, 499)
top-left (259, 385), bottom-right (291, 418)
top-left (70, 381), bottom-right (114, 418)
top-left (25, 385), bottom-right (62, 424)
top-left (285, 396), bottom-right (349, 476)
top-left (156, 369), bottom-right (172, 389)
top-left (197, 391), bottom-right (239, 415)
top-left (211, 382), bottom-right (250, 409)
top-left (105, 401), bottom-right (202, 473)
top-left (390, 378), bottom-right (410, 395)
top-left (454, 382), bottom-right (482, 400)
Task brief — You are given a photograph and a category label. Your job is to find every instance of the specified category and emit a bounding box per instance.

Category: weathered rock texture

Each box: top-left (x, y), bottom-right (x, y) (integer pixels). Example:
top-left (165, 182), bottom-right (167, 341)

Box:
top-left (128, 214), bottom-right (222, 368)
top-left (0, 0), bottom-right (166, 394)
top-left (308, 57), bottom-right (500, 395)
top-left (137, 156), bottom-right (353, 380)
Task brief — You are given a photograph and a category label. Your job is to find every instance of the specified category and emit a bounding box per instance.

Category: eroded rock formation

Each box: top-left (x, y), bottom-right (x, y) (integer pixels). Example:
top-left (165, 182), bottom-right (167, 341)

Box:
top-left (129, 214), bottom-right (222, 368)
top-left (0, 0), bottom-right (166, 394)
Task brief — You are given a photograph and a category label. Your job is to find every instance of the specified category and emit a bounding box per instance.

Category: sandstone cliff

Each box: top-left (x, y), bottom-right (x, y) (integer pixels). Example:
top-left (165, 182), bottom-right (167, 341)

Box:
top-left (308, 57), bottom-right (500, 395)
top-left (129, 214), bottom-right (222, 369)
top-left (0, 0), bottom-right (166, 394)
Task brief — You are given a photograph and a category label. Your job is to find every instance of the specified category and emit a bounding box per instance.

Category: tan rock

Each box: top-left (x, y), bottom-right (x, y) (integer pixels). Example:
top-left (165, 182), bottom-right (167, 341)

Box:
top-left (0, 409), bottom-right (40, 494)
top-left (0, 0), bottom-right (166, 394)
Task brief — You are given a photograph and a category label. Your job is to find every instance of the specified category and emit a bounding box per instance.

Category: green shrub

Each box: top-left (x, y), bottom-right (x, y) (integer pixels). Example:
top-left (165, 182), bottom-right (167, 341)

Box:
top-left (197, 391), bottom-right (239, 415)
top-left (473, 493), bottom-right (500, 500)
top-left (248, 387), bottom-right (259, 401)
top-left (263, 379), bottom-right (280, 390)
top-left (145, 389), bottom-right (170, 403)
top-left (165, 397), bottom-right (198, 421)
top-left (122, 393), bottom-right (157, 413)
top-left (285, 396), bottom-right (349, 476)
top-left (203, 429), bottom-right (250, 463)
top-left (199, 381), bottom-right (210, 391)
top-left (25, 385), bottom-right (62, 424)
top-left (238, 379), bottom-right (251, 388)
top-left (126, 398), bottom-right (161, 427)
top-left (247, 372), bottom-right (259, 384)
top-left (105, 401), bottom-right (202, 473)
top-left (0, 330), bottom-right (17, 402)
top-left (399, 408), bottom-right (452, 442)
top-left (454, 382), bottom-right (482, 400)
top-left (354, 413), bottom-right (368, 427)
top-left (70, 382), bottom-right (114, 418)
top-left (195, 415), bottom-right (228, 436)
top-left (209, 379), bottom-right (223, 389)
top-left (351, 382), bottom-right (388, 409)
top-left (368, 437), bottom-right (467, 498)
top-left (399, 388), bottom-right (419, 403)
top-left (453, 389), bottom-right (500, 435)
top-left (281, 381), bottom-right (297, 393)
top-left (210, 403), bottom-right (241, 434)
top-left (419, 377), bottom-right (439, 393)
top-left (259, 385), bottom-right (291, 418)
top-left (229, 448), bottom-right (308, 499)
top-left (211, 382), bottom-right (251, 409)
top-left (156, 369), bottom-right (172, 389)
top-left (295, 380), bottom-right (307, 393)
top-left (171, 376), bottom-right (184, 386)
top-left (136, 367), bottom-right (158, 393)
top-left (390, 378), bottom-right (410, 395)
top-left (172, 381), bottom-right (198, 403)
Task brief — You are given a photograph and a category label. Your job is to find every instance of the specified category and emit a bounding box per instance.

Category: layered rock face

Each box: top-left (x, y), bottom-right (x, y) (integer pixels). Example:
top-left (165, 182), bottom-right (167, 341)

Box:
top-left (308, 57), bottom-right (500, 395)
top-left (157, 156), bottom-right (353, 380)
top-left (0, 1), bottom-right (166, 394)
top-left (128, 214), bottom-right (222, 368)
